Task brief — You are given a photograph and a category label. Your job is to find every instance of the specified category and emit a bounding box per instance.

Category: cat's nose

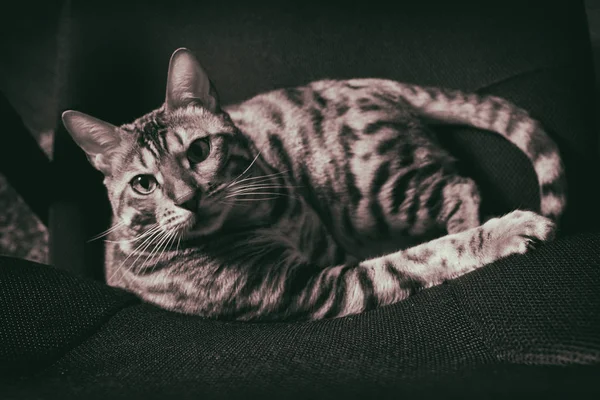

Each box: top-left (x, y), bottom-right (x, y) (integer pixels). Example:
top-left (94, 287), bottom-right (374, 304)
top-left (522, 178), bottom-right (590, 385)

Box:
top-left (176, 192), bottom-right (201, 212)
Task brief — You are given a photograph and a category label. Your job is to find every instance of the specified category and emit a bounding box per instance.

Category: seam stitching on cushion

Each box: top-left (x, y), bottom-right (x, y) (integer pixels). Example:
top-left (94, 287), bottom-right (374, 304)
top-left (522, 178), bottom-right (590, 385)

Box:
top-left (473, 66), bottom-right (547, 93)
top-left (27, 294), bottom-right (141, 378)
top-left (446, 282), bottom-right (504, 365)
top-left (473, 63), bottom-right (579, 93)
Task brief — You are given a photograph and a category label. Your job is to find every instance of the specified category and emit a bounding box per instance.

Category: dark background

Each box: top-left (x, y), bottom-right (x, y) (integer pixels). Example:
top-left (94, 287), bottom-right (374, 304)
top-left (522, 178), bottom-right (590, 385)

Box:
top-left (0, 1), bottom-right (599, 265)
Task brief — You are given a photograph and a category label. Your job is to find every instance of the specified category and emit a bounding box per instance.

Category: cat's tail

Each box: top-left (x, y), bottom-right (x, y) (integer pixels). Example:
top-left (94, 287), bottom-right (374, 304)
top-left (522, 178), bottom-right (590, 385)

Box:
top-left (389, 82), bottom-right (567, 222)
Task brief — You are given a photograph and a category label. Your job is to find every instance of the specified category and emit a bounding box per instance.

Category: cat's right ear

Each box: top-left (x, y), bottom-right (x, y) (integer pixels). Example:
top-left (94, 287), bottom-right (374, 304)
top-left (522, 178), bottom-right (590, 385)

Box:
top-left (62, 110), bottom-right (121, 175)
top-left (165, 48), bottom-right (220, 112)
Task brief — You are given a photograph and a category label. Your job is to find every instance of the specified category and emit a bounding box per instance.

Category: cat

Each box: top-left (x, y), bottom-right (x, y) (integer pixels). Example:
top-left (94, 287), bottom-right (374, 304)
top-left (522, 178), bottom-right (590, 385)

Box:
top-left (61, 48), bottom-right (566, 321)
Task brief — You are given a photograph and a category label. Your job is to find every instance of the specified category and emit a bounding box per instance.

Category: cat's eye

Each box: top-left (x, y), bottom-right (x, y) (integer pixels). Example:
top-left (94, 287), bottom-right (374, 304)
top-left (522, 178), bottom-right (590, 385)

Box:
top-left (187, 138), bottom-right (211, 164)
top-left (130, 175), bottom-right (158, 195)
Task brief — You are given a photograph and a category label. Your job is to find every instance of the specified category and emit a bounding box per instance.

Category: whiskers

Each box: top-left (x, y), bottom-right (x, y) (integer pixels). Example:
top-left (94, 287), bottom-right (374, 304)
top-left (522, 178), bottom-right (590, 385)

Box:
top-left (108, 223), bottom-right (181, 283)
top-left (208, 157), bottom-right (300, 206)
top-left (225, 172), bottom-right (301, 204)
top-left (87, 220), bottom-right (127, 242)
top-left (204, 147), bottom-right (299, 205)
top-left (103, 223), bottom-right (161, 244)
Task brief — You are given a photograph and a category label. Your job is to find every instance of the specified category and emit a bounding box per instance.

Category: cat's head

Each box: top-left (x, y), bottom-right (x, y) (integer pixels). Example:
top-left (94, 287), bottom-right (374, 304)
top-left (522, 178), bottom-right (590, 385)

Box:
top-left (62, 48), bottom-right (259, 239)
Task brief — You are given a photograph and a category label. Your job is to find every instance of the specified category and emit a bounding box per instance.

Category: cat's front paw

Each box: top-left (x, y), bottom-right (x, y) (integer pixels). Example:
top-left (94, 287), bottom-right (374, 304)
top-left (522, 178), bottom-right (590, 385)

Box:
top-left (481, 210), bottom-right (556, 260)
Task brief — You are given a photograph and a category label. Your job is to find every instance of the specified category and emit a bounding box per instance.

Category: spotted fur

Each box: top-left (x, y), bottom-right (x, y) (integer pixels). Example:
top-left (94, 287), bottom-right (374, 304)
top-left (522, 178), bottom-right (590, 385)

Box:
top-left (62, 48), bottom-right (565, 321)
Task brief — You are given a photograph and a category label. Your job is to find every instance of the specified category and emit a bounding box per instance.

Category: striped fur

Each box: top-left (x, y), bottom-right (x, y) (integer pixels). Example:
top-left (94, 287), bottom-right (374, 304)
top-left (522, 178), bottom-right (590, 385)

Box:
top-left (63, 48), bottom-right (565, 321)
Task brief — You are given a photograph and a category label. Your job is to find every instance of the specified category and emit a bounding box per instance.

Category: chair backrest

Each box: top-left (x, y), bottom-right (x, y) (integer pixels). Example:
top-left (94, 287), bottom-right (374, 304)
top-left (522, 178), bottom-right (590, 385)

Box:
top-left (52, 0), bottom-right (598, 279)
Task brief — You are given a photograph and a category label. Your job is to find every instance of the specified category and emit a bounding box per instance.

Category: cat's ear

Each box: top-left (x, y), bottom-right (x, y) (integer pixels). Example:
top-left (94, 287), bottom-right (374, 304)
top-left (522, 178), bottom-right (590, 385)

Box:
top-left (62, 110), bottom-right (121, 174)
top-left (165, 48), bottom-right (220, 112)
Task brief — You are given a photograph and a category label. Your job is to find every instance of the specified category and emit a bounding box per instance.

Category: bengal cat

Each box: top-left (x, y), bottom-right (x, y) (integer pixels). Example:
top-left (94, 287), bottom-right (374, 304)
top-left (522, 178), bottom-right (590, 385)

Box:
top-left (61, 48), bottom-right (566, 321)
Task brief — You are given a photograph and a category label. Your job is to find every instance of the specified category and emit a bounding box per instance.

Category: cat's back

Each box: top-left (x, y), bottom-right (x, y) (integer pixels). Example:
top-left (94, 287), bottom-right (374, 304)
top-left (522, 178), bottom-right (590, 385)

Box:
top-left (225, 78), bottom-right (415, 129)
top-left (224, 78), bottom-right (428, 173)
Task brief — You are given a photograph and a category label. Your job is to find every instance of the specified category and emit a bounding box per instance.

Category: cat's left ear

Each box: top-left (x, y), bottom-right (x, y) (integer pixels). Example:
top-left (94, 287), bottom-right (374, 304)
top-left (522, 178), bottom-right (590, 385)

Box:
top-left (165, 48), bottom-right (220, 112)
top-left (61, 110), bottom-right (122, 175)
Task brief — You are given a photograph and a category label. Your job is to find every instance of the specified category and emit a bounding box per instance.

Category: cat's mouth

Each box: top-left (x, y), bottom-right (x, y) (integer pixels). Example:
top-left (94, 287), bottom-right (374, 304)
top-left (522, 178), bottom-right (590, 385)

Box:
top-left (158, 195), bottom-right (233, 239)
top-left (161, 213), bottom-right (196, 234)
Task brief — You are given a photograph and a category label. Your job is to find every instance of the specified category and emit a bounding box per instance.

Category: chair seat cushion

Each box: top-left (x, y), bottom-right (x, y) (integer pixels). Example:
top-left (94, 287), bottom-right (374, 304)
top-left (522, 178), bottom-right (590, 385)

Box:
top-left (2, 232), bottom-right (599, 398)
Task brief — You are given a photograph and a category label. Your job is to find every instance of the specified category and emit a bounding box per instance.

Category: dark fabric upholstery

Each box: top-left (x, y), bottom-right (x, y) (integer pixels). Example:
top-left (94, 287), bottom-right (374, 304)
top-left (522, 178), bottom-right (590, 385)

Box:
top-left (0, 256), bottom-right (137, 378)
top-left (1, 233), bottom-right (599, 398)
top-left (52, 0), bottom-right (599, 279)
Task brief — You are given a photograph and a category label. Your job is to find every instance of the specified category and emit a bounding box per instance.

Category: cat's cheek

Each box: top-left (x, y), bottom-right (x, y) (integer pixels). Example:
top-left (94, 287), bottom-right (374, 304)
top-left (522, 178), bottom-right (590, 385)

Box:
top-left (120, 208), bottom-right (136, 226)
top-left (125, 209), bottom-right (158, 233)
top-left (201, 158), bottom-right (222, 179)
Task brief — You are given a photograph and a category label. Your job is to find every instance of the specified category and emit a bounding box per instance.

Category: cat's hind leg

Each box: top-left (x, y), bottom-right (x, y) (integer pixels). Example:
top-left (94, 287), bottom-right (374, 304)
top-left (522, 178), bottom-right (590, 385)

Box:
top-left (374, 165), bottom-right (481, 238)
top-left (437, 175), bottom-right (481, 234)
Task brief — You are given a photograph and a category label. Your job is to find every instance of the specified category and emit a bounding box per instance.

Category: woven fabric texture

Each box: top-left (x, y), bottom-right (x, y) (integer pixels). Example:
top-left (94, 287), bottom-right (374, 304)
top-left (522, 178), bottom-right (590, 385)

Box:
top-left (1, 233), bottom-right (599, 398)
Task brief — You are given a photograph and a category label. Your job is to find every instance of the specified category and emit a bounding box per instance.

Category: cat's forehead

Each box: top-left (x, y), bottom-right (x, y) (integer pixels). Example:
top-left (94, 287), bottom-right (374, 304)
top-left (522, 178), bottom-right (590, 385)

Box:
top-left (120, 105), bottom-right (231, 141)
top-left (113, 105), bottom-right (235, 171)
